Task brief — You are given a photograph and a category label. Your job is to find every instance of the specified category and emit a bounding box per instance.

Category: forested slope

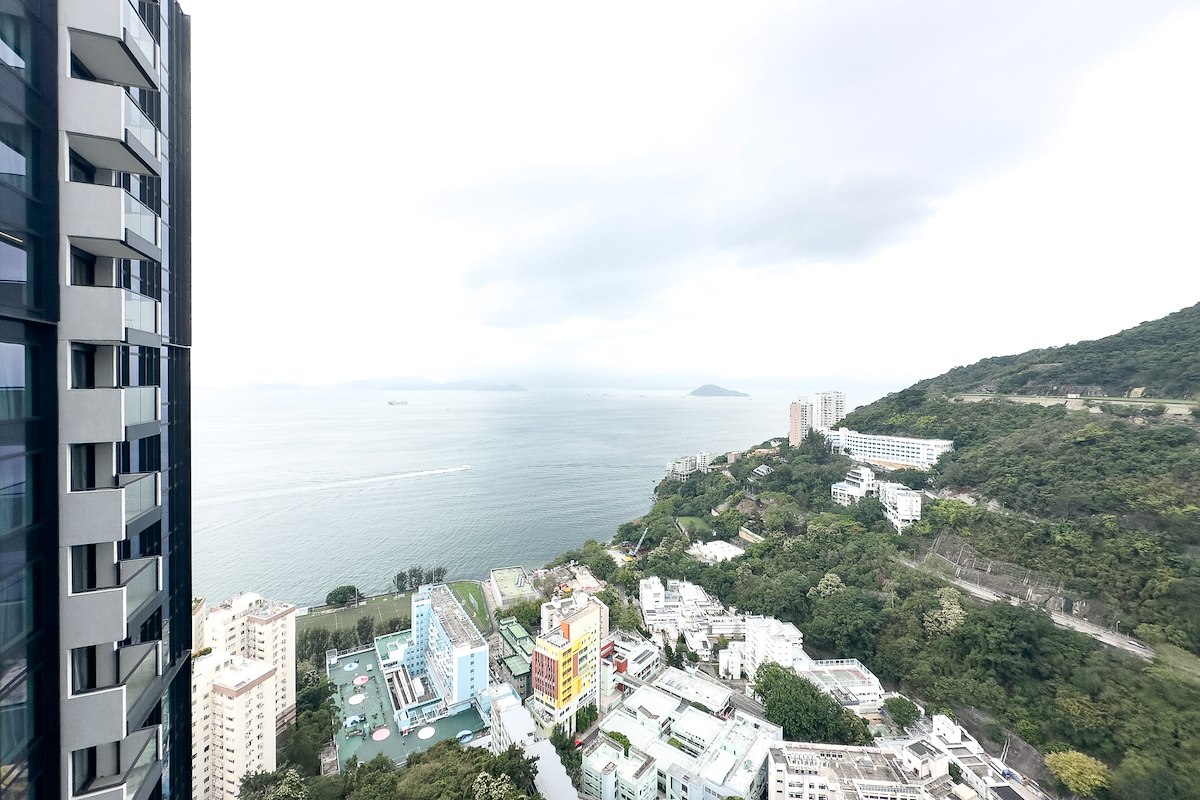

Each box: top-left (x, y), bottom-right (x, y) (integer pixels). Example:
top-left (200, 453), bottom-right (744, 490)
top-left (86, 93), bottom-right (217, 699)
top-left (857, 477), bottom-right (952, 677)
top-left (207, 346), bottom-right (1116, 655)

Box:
top-left (913, 301), bottom-right (1200, 398)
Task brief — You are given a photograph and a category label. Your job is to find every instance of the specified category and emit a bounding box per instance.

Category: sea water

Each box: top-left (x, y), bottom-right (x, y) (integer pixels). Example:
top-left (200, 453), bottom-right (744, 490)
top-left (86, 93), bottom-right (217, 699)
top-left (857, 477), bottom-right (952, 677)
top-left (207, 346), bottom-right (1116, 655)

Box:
top-left (193, 387), bottom-right (855, 605)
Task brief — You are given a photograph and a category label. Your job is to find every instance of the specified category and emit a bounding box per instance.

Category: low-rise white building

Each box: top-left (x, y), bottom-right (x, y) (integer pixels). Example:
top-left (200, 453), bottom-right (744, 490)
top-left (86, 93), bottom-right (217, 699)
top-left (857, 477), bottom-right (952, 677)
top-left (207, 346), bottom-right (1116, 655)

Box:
top-left (831, 466), bottom-right (878, 506)
top-left (828, 429), bottom-right (954, 470)
top-left (766, 741), bottom-right (942, 800)
top-left (583, 684), bottom-right (783, 800)
top-left (489, 692), bottom-right (577, 800)
top-left (191, 653), bottom-right (277, 800)
top-left (797, 659), bottom-right (887, 714)
top-left (878, 715), bottom-right (1048, 800)
top-left (639, 577), bottom-right (742, 661)
top-left (744, 615), bottom-right (811, 678)
top-left (686, 539), bottom-right (744, 563)
top-left (878, 482), bottom-right (923, 531)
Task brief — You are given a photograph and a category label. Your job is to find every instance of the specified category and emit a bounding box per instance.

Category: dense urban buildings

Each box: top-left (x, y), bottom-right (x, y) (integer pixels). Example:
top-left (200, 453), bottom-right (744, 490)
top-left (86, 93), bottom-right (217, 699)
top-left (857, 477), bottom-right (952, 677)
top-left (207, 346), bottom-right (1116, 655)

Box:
top-left (0, 2), bottom-right (192, 798)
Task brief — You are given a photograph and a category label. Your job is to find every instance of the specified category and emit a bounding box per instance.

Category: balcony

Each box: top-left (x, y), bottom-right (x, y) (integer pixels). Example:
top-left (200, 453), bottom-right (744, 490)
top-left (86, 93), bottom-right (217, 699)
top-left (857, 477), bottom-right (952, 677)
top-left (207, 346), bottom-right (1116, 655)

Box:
top-left (121, 556), bottom-right (160, 622)
top-left (62, 183), bottom-right (160, 263)
top-left (62, 79), bottom-right (160, 175)
top-left (59, 386), bottom-right (160, 444)
top-left (61, 285), bottom-right (159, 344)
top-left (74, 725), bottom-right (162, 800)
top-left (61, 472), bottom-right (159, 547)
top-left (62, 0), bottom-right (159, 90)
top-left (60, 555), bottom-right (160, 649)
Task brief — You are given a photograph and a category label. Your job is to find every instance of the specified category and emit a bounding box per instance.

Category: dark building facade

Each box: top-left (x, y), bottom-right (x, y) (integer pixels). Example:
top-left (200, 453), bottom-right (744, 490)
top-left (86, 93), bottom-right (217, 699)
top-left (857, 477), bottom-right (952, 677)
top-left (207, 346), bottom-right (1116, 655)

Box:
top-left (0, 2), bottom-right (191, 798)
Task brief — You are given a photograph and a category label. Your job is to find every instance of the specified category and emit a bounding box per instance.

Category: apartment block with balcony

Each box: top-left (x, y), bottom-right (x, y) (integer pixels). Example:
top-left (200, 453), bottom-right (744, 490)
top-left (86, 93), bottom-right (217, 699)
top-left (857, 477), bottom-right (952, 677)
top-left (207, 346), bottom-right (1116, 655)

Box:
top-left (190, 654), bottom-right (276, 800)
top-left (200, 594), bottom-right (297, 736)
top-left (528, 593), bottom-right (606, 733)
top-left (0, 2), bottom-right (191, 798)
top-left (827, 429), bottom-right (953, 470)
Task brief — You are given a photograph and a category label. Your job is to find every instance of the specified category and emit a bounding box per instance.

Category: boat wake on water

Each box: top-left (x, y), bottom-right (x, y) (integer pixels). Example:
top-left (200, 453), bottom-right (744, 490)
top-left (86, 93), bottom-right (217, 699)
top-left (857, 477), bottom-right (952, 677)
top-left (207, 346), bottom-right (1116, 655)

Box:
top-left (197, 465), bottom-right (472, 506)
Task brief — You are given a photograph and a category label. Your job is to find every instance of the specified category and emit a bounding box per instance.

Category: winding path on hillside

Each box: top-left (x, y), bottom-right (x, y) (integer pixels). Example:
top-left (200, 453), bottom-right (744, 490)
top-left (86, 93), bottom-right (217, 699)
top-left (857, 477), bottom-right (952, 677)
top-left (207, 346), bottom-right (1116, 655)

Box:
top-left (896, 557), bottom-right (1154, 660)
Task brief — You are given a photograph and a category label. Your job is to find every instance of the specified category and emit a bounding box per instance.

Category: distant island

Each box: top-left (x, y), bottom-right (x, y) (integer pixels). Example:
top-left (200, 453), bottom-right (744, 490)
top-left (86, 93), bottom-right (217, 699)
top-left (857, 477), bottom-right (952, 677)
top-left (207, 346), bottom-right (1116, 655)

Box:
top-left (336, 377), bottom-right (526, 392)
top-left (688, 384), bottom-right (750, 397)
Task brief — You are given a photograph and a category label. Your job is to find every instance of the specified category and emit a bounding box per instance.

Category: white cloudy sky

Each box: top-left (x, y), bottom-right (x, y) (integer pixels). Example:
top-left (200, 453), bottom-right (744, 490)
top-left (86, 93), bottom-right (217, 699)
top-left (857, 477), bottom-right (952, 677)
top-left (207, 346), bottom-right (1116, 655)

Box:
top-left (190, 1), bottom-right (1200, 390)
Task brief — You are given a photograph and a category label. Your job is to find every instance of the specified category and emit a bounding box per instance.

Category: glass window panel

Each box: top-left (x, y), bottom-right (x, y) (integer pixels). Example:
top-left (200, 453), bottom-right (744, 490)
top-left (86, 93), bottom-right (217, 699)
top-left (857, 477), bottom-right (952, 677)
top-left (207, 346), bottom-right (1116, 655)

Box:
top-left (0, 455), bottom-right (28, 537)
top-left (0, 235), bottom-right (26, 306)
top-left (0, 11), bottom-right (30, 73)
top-left (0, 122), bottom-right (29, 193)
top-left (0, 341), bottom-right (24, 420)
top-left (0, 563), bottom-right (28, 658)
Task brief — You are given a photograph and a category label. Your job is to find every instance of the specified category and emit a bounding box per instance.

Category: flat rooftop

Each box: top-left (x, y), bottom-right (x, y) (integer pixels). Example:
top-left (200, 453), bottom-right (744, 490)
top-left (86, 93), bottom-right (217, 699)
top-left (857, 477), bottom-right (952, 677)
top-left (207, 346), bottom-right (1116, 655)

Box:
top-left (327, 645), bottom-right (485, 768)
top-left (490, 566), bottom-right (542, 602)
top-left (653, 667), bottom-right (732, 711)
top-left (429, 585), bottom-right (485, 648)
top-left (770, 743), bottom-right (911, 785)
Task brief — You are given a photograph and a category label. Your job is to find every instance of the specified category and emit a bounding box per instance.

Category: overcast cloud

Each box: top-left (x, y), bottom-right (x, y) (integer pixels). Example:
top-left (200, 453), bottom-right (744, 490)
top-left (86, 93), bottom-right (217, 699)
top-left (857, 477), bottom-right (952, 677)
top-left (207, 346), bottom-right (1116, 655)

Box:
top-left (191, 1), bottom-right (1200, 391)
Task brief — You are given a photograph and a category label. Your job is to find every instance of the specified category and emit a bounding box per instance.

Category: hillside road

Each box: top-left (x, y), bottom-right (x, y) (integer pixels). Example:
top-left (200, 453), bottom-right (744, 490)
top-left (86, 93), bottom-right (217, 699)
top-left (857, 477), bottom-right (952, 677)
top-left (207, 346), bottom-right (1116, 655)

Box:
top-left (896, 558), bottom-right (1154, 660)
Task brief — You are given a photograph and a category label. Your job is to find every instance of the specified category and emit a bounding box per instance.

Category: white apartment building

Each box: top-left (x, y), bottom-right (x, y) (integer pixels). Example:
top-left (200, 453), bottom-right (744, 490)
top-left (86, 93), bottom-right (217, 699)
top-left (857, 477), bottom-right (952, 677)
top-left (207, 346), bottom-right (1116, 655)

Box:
top-left (583, 684), bottom-right (782, 800)
top-left (789, 398), bottom-right (814, 446)
top-left (202, 593), bottom-right (298, 735)
top-left (541, 591), bottom-right (611, 638)
top-left (667, 451), bottom-right (718, 480)
top-left (828, 429), bottom-right (954, 470)
top-left (831, 466), bottom-right (878, 506)
top-left (743, 615), bottom-right (811, 679)
top-left (813, 391), bottom-right (847, 430)
top-left (407, 584), bottom-right (489, 714)
top-left (766, 742), bottom-right (937, 800)
top-left (878, 482), bottom-right (923, 531)
top-left (798, 659), bottom-right (887, 713)
top-left (191, 653), bottom-right (277, 800)
top-left (582, 733), bottom-right (658, 800)
top-left (790, 392), bottom-right (846, 446)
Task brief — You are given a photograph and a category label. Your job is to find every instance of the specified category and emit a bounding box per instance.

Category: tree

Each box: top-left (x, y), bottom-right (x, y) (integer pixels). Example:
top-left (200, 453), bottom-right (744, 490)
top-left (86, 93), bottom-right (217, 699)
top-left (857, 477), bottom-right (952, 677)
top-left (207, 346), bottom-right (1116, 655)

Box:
top-left (381, 616), bottom-right (409, 634)
top-left (883, 697), bottom-right (921, 728)
top-left (798, 429), bottom-right (832, 464)
top-left (325, 585), bottom-right (359, 606)
top-left (753, 663), bottom-right (871, 745)
top-left (407, 565), bottom-right (425, 588)
top-left (265, 769), bottom-right (308, 800)
top-left (1045, 750), bottom-right (1112, 798)
top-left (355, 615), bottom-right (375, 646)
top-left (487, 746), bottom-right (539, 797)
top-left (923, 588), bottom-right (966, 636)
top-left (713, 509), bottom-right (743, 537)
top-left (473, 772), bottom-right (521, 800)
top-left (575, 702), bottom-right (599, 732)
top-left (808, 571), bottom-right (846, 598)
top-left (606, 731), bottom-right (632, 756)
top-left (431, 566), bottom-right (449, 583)
top-left (393, 572), bottom-right (409, 593)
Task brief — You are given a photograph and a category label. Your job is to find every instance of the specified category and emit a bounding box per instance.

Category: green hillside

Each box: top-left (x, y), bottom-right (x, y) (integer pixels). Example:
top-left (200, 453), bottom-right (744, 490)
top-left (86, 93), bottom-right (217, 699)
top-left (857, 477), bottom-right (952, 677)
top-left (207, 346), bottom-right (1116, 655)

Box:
top-left (915, 302), bottom-right (1200, 399)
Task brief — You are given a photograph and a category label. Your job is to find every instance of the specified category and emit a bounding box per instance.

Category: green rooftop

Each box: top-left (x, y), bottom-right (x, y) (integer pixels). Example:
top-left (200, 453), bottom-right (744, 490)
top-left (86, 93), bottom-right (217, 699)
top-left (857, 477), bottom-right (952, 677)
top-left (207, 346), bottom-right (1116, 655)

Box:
top-left (327, 643), bottom-right (487, 768)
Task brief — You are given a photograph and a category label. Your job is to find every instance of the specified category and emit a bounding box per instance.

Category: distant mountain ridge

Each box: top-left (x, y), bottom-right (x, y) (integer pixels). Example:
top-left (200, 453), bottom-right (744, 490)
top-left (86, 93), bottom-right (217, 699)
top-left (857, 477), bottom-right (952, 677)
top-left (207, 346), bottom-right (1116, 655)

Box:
top-left (335, 377), bottom-right (526, 392)
top-left (916, 302), bottom-right (1200, 399)
top-left (689, 384), bottom-right (750, 397)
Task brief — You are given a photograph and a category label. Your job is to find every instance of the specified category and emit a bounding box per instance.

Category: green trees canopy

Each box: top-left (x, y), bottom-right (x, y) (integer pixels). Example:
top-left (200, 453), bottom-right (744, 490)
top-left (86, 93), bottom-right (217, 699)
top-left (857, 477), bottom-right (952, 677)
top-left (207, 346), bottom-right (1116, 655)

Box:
top-left (753, 663), bottom-right (871, 745)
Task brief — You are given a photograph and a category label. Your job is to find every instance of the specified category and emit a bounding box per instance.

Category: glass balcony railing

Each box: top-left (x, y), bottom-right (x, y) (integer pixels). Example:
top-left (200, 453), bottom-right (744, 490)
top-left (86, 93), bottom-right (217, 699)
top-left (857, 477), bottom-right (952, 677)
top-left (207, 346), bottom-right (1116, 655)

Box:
top-left (122, 559), bottom-right (158, 620)
top-left (121, 647), bottom-right (158, 718)
top-left (122, 473), bottom-right (156, 523)
top-left (124, 93), bottom-right (157, 156)
top-left (123, 386), bottom-right (157, 427)
top-left (123, 289), bottom-right (157, 333)
top-left (123, 192), bottom-right (158, 246)
top-left (123, 730), bottom-right (158, 798)
top-left (122, 0), bottom-right (156, 69)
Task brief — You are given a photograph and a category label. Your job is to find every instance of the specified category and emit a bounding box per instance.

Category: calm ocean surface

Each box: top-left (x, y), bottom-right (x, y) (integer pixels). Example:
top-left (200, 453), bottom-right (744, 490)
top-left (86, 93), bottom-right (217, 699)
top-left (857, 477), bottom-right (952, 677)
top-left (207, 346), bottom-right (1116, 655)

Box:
top-left (192, 387), bottom-right (882, 606)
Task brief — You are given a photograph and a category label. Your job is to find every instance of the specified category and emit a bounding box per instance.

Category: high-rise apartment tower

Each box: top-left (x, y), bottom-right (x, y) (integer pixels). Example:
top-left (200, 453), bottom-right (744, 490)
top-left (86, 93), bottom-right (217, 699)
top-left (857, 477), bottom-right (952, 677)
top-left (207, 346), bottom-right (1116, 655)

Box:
top-left (0, 2), bottom-right (192, 799)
